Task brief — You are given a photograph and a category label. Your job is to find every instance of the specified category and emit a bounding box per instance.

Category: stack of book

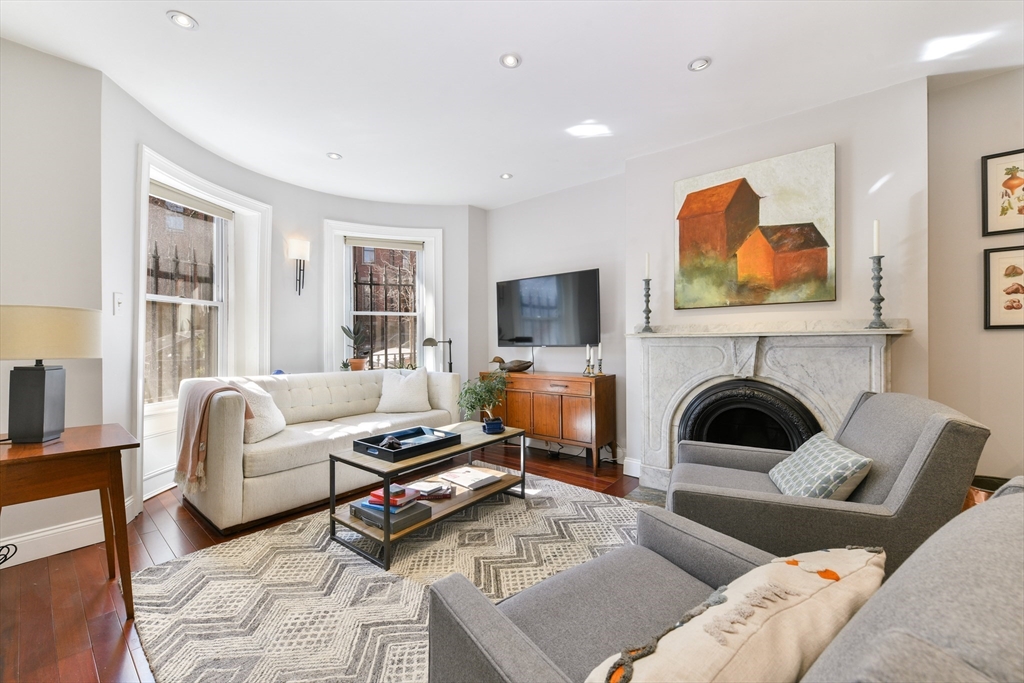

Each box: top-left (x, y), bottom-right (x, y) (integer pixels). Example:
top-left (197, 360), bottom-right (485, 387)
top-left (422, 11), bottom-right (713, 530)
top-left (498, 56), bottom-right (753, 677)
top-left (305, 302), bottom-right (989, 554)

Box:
top-left (406, 480), bottom-right (453, 500)
top-left (350, 484), bottom-right (431, 531)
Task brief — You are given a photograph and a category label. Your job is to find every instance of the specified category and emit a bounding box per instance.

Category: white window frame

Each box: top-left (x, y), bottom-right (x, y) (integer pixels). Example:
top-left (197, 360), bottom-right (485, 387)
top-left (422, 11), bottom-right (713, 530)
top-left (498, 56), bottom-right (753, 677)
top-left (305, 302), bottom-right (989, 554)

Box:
top-left (134, 145), bottom-right (272, 508)
top-left (347, 243), bottom-right (423, 369)
top-left (323, 220), bottom-right (443, 372)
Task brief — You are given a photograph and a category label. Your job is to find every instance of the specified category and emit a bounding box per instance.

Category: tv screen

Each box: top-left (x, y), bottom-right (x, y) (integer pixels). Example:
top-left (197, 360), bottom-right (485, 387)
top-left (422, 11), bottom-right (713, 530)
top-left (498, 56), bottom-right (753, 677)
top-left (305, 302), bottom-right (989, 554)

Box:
top-left (496, 269), bottom-right (600, 347)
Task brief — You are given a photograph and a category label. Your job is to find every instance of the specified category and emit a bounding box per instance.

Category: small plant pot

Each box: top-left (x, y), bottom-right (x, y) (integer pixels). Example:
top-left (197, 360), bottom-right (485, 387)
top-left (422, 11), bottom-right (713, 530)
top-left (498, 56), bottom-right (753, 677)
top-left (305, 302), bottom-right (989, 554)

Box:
top-left (482, 417), bottom-right (505, 434)
top-left (349, 358), bottom-right (368, 371)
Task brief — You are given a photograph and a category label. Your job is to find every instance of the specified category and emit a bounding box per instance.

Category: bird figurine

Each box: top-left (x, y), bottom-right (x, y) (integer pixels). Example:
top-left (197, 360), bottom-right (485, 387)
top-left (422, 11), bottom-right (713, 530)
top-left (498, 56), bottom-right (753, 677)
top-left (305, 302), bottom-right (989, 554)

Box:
top-left (490, 356), bottom-right (533, 373)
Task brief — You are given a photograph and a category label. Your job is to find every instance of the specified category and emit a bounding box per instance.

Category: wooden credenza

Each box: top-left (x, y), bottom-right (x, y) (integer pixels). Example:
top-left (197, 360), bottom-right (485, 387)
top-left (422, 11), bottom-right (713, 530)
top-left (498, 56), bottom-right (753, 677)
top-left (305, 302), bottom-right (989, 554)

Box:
top-left (485, 371), bottom-right (615, 472)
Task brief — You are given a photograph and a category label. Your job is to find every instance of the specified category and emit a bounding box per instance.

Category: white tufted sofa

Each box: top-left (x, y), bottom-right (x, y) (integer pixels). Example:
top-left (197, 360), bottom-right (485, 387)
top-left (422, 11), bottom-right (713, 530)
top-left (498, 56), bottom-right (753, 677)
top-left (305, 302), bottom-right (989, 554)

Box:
top-left (177, 369), bottom-right (461, 533)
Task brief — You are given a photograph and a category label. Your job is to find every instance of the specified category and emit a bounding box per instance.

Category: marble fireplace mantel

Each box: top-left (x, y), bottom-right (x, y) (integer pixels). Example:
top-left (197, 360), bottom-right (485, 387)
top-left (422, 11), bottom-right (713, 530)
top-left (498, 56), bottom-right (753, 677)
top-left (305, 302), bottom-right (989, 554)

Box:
top-left (624, 320), bottom-right (910, 490)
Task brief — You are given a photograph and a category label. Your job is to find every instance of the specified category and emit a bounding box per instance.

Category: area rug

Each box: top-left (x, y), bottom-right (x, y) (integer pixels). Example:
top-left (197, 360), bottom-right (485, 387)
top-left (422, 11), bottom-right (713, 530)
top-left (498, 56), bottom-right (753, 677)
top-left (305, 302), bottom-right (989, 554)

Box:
top-left (132, 465), bottom-right (647, 683)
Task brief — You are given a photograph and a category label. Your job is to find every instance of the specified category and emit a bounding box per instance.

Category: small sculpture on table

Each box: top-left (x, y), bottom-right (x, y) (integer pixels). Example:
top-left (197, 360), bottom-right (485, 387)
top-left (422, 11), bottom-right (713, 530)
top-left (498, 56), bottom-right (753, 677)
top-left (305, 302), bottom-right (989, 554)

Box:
top-left (490, 356), bottom-right (533, 373)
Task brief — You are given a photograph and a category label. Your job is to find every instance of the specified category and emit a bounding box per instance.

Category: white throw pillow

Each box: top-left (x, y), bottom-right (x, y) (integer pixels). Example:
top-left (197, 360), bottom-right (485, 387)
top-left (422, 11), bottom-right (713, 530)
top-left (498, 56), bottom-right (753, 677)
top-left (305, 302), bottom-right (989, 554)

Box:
top-left (376, 367), bottom-right (432, 413)
top-left (586, 547), bottom-right (886, 683)
top-left (769, 432), bottom-right (873, 501)
top-left (228, 379), bottom-right (286, 443)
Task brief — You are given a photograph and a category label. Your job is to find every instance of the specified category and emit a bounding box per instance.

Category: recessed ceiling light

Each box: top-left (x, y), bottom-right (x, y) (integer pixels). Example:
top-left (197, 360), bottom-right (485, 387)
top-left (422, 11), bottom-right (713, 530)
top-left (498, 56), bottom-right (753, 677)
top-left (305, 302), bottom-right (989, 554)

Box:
top-left (326, 152), bottom-right (342, 160)
top-left (500, 173), bottom-right (513, 180)
top-left (499, 53), bottom-right (522, 69)
top-left (566, 120), bottom-right (612, 138)
top-left (166, 10), bottom-right (198, 30)
top-left (687, 57), bottom-right (711, 72)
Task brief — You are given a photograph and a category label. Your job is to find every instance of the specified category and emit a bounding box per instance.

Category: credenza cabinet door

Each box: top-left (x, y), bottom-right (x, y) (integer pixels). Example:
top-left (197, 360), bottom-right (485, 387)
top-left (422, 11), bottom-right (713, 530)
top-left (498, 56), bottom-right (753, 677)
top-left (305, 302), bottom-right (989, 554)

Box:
top-left (505, 390), bottom-right (533, 432)
top-left (532, 393), bottom-right (562, 439)
top-left (561, 395), bottom-right (592, 443)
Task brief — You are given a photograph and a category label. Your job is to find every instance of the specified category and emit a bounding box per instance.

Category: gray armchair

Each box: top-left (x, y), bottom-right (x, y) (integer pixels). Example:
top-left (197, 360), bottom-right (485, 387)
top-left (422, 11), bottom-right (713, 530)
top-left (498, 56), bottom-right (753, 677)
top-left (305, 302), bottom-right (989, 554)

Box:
top-left (668, 391), bottom-right (990, 572)
top-left (428, 479), bottom-right (1024, 683)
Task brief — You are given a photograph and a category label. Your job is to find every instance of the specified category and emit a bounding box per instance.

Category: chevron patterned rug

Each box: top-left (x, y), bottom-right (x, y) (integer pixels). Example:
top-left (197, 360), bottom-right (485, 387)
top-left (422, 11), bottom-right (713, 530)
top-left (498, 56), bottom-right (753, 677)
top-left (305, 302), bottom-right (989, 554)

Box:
top-left (131, 465), bottom-right (646, 683)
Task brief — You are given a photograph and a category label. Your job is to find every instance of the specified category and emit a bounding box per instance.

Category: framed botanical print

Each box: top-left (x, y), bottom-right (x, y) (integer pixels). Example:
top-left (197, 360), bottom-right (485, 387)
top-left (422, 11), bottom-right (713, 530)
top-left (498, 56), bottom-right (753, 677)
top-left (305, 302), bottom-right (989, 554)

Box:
top-left (985, 246), bottom-right (1024, 329)
top-left (982, 149), bottom-right (1024, 236)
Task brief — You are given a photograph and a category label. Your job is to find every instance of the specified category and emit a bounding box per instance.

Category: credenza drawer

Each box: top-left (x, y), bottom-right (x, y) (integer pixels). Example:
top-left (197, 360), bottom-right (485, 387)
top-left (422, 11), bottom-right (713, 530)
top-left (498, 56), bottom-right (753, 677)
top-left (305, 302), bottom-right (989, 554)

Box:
top-left (504, 377), bottom-right (592, 396)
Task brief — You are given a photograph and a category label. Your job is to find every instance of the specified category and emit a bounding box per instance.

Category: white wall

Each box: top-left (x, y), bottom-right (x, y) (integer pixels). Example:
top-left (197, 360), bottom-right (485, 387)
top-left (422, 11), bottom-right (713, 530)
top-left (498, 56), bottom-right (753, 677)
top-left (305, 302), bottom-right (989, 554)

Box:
top-left (928, 68), bottom-right (1024, 479)
top-left (487, 175), bottom-right (628, 449)
top-left (0, 39), bottom-right (108, 555)
top-left (486, 79), bottom-right (931, 464)
top-left (2, 38), bottom-right (484, 565)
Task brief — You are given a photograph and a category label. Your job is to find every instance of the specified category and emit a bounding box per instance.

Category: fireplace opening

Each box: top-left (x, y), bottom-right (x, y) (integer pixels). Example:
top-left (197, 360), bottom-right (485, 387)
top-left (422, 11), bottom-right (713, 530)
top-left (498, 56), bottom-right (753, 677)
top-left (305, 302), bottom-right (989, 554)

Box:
top-left (678, 379), bottom-right (821, 451)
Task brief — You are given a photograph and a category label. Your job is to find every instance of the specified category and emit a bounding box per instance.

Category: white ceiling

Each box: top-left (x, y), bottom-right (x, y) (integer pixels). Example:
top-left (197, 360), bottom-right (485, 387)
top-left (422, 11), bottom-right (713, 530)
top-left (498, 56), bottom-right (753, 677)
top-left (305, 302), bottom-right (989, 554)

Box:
top-left (1, 1), bottom-right (1022, 209)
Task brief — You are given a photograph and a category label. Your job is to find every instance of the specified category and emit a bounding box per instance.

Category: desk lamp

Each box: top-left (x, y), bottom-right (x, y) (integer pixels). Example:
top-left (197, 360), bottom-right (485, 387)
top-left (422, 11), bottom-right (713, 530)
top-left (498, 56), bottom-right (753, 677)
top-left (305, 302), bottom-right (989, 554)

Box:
top-left (0, 305), bottom-right (102, 442)
top-left (422, 337), bottom-right (453, 373)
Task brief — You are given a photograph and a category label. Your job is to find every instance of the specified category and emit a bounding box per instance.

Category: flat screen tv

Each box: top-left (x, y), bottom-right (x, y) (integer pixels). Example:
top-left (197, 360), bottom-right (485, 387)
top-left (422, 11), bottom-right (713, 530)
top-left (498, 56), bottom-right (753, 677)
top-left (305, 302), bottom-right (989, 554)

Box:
top-left (497, 268), bottom-right (600, 347)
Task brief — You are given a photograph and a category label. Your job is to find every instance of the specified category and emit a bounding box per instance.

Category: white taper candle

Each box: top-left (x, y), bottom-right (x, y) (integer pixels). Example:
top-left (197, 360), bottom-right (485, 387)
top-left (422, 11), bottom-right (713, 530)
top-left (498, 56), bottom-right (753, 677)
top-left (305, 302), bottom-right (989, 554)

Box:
top-left (598, 342), bottom-right (602, 360)
top-left (873, 220), bottom-right (880, 257)
top-left (645, 252), bottom-right (650, 279)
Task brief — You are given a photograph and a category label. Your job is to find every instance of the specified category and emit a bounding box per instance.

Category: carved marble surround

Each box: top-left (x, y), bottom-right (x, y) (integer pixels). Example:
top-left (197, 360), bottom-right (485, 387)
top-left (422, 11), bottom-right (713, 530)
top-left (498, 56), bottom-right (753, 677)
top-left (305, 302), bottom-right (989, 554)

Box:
top-left (624, 320), bottom-right (910, 490)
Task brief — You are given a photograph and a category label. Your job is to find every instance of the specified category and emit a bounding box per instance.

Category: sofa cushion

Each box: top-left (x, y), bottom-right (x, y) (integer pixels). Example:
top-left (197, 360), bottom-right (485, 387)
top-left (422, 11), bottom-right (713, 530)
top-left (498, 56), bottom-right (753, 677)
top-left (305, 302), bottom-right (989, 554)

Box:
top-left (376, 366), bottom-right (432, 413)
top-left (242, 409), bottom-right (454, 478)
top-left (499, 545), bottom-right (714, 683)
top-left (674, 463), bottom-right (781, 495)
top-left (586, 547), bottom-right (885, 683)
top-left (769, 432), bottom-right (872, 501)
top-left (227, 379), bottom-right (287, 443)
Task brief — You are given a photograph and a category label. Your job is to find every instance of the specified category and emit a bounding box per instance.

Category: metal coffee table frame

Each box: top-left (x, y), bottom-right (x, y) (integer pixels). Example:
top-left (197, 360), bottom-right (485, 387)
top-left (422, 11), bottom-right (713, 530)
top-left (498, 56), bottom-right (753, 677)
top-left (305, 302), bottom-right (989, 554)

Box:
top-left (329, 422), bottom-right (526, 570)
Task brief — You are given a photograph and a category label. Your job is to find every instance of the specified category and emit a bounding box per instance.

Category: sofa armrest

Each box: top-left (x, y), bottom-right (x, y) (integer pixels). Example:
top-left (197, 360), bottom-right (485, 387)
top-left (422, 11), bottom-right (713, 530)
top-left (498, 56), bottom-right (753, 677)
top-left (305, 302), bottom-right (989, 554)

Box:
top-left (427, 371), bottom-right (462, 423)
top-left (637, 507), bottom-right (775, 587)
top-left (676, 440), bottom-right (792, 473)
top-left (177, 389), bottom-right (245, 532)
top-left (429, 574), bottom-right (571, 683)
top-left (667, 483), bottom-right (910, 570)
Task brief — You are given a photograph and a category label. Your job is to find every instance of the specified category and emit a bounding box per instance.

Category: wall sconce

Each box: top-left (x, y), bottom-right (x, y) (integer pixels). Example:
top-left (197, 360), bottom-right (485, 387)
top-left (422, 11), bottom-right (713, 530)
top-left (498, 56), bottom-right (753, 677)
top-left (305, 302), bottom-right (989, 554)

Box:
top-left (422, 337), bottom-right (453, 373)
top-left (287, 239), bottom-right (310, 295)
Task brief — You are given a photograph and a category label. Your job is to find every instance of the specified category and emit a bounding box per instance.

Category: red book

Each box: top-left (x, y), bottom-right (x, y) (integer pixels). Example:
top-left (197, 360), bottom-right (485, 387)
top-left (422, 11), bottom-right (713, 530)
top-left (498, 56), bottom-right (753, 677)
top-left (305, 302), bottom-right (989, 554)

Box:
top-left (369, 485), bottom-right (419, 506)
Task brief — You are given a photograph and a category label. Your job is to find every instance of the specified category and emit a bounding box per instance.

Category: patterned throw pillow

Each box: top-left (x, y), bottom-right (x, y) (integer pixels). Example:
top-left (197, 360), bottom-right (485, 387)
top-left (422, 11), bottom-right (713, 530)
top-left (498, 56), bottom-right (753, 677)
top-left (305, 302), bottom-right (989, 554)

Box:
top-left (768, 432), bottom-right (872, 501)
top-left (586, 547), bottom-right (886, 683)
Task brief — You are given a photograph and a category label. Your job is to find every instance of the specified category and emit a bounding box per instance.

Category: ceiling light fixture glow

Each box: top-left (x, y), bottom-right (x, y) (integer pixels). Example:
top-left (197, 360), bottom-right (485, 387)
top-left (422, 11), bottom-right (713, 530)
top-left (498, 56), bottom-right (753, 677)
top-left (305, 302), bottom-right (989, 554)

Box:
top-left (566, 120), bottom-right (612, 138)
top-left (500, 173), bottom-right (513, 180)
top-left (500, 53), bottom-right (522, 68)
top-left (920, 32), bottom-right (996, 61)
top-left (166, 10), bottom-right (198, 30)
top-left (688, 57), bottom-right (711, 72)
top-left (326, 152), bottom-right (342, 160)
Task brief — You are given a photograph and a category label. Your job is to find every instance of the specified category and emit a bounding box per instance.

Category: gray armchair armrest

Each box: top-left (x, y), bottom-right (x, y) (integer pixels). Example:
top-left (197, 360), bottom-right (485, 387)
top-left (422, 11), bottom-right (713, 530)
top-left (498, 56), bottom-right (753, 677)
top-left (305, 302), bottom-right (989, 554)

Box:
top-left (638, 507), bottom-right (775, 587)
top-left (667, 483), bottom-right (914, 570)
top-left (676, 440), bottom-right (792, 473)
top-left (428, 574), bottom-right (571, 683)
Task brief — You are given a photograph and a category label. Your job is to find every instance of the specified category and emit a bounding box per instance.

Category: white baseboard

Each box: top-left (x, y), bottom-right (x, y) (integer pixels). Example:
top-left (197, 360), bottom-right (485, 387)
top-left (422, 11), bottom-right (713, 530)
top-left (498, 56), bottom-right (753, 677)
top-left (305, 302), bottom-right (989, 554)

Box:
top-left (623, 456), bottom-right (642, 478)
top-left (0, 496), bottom-right (135, 569)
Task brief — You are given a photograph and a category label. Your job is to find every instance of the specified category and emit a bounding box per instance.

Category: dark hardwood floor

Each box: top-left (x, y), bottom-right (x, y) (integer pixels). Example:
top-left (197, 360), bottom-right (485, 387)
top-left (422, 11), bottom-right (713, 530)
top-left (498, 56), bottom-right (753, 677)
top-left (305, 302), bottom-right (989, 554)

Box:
top-left (0, 444), bottom-right (637, 682)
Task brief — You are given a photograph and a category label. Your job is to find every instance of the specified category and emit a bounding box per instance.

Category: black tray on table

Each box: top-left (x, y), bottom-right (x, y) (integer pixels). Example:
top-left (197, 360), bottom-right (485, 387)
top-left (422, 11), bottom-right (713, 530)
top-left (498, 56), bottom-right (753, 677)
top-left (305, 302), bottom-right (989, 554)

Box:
top-left (353, 426), bottom-right (462, 462)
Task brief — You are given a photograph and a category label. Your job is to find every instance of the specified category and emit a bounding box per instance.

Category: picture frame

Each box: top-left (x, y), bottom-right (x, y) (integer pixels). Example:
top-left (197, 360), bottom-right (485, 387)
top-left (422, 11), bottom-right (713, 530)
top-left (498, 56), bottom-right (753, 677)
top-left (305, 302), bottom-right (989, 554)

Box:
top-left (981, 148), bottom-right (1024, 236)
top-left (984, 245), bottom-right (1024, 329)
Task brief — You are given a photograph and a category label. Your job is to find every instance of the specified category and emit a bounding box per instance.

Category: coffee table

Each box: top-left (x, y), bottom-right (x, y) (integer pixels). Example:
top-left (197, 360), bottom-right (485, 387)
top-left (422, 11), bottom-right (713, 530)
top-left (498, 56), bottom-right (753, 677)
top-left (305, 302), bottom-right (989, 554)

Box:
top-left (329, 421), bottom-right (526, 570)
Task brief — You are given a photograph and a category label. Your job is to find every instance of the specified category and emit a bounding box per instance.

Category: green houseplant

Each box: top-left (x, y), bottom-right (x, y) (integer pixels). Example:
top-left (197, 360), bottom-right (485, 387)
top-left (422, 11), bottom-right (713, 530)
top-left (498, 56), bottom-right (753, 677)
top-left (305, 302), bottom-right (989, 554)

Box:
top-left (341, 323), bottom-right (368, 370)
top-left (458, 370), bottom-right (507, 433)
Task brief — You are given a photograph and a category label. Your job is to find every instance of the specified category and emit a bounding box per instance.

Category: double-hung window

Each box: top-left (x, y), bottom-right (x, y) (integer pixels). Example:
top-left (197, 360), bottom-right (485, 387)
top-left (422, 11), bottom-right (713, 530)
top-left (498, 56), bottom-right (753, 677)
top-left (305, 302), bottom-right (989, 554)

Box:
top-left (347, 237), bottom-right (424, 369)
top-left (144, 182), bottom-right (232, 405)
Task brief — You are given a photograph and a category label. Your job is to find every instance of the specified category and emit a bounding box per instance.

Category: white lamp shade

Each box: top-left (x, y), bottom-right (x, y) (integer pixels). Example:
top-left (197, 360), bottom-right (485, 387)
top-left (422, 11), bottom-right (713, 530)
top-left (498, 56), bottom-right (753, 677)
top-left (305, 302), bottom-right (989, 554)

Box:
top-left (0, 305), bottom-right (102, 360)
top-left (287, 239), bottom-right (311, 261)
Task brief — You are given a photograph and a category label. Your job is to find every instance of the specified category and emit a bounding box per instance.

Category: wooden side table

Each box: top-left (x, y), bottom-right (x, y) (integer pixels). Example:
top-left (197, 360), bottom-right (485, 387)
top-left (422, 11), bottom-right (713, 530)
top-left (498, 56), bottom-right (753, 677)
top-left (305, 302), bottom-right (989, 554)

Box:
top-left (0, 424), bottom-right (140, 618)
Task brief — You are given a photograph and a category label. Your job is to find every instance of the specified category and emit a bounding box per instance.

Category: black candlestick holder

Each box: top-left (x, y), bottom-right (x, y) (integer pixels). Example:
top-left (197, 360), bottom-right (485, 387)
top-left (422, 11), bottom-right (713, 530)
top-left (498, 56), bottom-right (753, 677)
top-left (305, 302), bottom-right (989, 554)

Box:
top-left (641, 278), bottom-right (654, 333)
top-left (866, 255), bottom-right (889, 329)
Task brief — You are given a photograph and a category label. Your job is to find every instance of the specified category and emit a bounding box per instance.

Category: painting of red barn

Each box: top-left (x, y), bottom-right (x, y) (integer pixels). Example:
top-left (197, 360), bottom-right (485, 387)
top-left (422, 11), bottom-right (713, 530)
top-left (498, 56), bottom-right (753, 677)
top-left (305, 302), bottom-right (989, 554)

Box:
top-left (674, 144), bottom-right (835, 309)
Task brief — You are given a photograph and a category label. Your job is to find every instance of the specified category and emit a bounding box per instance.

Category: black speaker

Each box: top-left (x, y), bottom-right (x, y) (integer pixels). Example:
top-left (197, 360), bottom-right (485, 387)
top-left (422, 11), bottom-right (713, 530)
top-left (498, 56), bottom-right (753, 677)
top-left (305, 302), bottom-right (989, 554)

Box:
top-left (8, 363), bottom-right (66, 443)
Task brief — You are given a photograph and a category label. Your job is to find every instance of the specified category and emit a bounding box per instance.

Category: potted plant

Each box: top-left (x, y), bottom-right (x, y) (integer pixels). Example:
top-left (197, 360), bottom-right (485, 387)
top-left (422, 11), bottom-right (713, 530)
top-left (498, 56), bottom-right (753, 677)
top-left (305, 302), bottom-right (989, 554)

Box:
top-left (341, 323), bottom-right (368, 370)
top-left (458, 370), bottom-right (507, 433)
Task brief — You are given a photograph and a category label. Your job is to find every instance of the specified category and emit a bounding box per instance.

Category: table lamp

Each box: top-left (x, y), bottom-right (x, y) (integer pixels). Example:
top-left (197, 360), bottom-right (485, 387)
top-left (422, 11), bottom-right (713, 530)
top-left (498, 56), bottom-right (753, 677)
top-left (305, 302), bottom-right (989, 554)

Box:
top-left (0, 305), bottom-right (102, 443)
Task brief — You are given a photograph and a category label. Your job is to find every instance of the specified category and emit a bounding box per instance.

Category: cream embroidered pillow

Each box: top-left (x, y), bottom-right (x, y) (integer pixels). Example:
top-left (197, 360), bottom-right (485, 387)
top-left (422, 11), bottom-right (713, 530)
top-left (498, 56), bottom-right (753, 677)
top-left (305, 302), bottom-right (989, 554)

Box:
top-left (376, 367), bottom-right (432, 413)
top-left (586, 547), bottom-right (886, 683)
top-left (228, 379), bottom-right (286, 443)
